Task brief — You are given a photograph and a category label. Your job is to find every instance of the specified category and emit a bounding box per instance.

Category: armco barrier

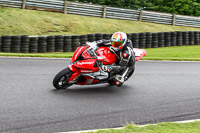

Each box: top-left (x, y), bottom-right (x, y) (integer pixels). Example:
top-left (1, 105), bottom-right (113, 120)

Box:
top-left (0, 31), bottom-right (200, 53)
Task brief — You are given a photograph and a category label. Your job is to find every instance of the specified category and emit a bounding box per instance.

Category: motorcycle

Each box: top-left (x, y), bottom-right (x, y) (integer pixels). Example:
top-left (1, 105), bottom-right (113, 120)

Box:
top-left (53, 44), bottom-right (146, 89)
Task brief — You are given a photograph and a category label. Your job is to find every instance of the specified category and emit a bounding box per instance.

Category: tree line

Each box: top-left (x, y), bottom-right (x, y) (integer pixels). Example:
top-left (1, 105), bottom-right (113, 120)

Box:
top-left (69, 0), bottom-right (200, 17)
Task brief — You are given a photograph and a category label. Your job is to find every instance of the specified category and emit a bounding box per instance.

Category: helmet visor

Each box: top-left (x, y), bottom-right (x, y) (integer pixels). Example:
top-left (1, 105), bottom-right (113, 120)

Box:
top-left (112, 41), bottom-right (122, 48)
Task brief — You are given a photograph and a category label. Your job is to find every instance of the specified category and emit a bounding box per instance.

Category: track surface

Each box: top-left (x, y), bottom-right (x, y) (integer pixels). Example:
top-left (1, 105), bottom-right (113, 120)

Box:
top-left (0, 57), bottom-right (200, 133)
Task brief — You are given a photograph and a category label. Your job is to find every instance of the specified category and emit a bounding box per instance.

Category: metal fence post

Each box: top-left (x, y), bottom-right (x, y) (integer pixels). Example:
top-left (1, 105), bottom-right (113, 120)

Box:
top-left (64, 0), bottom-right (67, 14)
top-left (103, 5), bottom-right (106, 18)
top-left (173, 14), bottom-right (176, 26)
top-left (139, 10), bottom-right (143, 21)
top-left (22, 0), bottom-right (26, 9)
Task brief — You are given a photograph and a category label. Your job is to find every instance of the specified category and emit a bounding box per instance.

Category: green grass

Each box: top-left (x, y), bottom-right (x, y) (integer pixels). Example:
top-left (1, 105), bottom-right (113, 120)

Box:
top-left (1, 45), bottom-right (200, 61)
top-left (0, 7), bottom-right (200, 36)
top-left (0, 52), bottom-right (74, 58)
top-left (143, 45), bottom-right (200, 61)
top-left (1, 7), bottom-right (200, 61)
top-left (86, 121), bottom-right (200, 133)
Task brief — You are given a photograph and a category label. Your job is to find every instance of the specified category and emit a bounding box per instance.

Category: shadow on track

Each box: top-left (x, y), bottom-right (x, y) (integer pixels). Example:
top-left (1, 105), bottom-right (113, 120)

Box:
top-left (51, 84), bottom-right (131, 96)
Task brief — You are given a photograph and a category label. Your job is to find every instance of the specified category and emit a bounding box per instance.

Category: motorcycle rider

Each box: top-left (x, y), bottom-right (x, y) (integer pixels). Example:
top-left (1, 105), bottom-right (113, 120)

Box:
top-left (86, 32), bottom-right (135, 86)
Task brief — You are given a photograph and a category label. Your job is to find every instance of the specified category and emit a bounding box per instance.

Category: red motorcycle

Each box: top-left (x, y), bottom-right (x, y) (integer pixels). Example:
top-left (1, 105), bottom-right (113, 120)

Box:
top-left (53, 45), bottom-right (146, 89)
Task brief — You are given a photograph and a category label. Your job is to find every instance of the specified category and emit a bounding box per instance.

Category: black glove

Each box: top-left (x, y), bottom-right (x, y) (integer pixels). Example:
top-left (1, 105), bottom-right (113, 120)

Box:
top-left (101, 65), bottom-right (112, 72)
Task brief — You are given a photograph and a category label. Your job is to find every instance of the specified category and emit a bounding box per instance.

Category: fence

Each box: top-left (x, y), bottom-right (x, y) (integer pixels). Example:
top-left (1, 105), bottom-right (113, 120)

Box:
top-left (0, 0), bottom-right (200, 28)
top-left (0, 31), bottom-right (200, 53)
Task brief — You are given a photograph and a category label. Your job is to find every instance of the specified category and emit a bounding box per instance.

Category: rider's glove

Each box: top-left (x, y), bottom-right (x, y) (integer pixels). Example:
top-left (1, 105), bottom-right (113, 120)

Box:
top-left (86, 41), bottom-right (99, 52)
top-left (101, 65), bottom-right (112, 72)
top-left (85, 41), bottom-right (97, 47)
top-left (96, 39), bottom-right (111, 46)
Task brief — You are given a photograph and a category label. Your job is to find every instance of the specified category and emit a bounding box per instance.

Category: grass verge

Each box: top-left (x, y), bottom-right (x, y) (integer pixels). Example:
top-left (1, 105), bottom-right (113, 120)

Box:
top-left (143, 45), bottom-right (200, 61)
top-left (0, 45), bottom-right (200, 61)
top-left (0, 52), bottom-right (74, 58)
top-left (86, 121), bottom-right (200, 133)
top-left (0, 7), bottom-right (200, 36)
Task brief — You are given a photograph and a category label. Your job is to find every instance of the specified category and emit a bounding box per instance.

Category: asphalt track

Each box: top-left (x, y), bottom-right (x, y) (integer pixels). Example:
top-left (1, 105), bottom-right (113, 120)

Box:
top-left (0, 57), bottom-right (200, 133)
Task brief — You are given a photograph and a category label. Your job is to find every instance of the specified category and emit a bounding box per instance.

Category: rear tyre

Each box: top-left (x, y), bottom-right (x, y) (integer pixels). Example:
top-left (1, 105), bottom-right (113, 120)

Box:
top-left (53, 68), bottom-right (74, 89)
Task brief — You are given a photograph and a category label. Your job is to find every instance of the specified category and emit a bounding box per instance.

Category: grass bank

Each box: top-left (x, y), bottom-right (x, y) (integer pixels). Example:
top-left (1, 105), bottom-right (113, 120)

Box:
top-left (87, 121), bottom-right (200, 133)
top-left (0, 45), bottom-right (200, 61)
top-left (143, 45), bottom-right (200, 61)
top-left (0, 7), bottom-right (200, 36)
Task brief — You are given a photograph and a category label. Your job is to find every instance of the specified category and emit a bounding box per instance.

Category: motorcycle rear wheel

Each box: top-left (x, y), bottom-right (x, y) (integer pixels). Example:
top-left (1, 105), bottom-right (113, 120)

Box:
top-left (53, 68), bottom-right (74, 89)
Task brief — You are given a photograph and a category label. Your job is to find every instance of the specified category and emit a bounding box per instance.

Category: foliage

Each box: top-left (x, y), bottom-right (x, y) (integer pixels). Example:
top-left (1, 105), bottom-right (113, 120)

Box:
top-left (69, 0), bottom-right (200, 16)
top-left (153, 0), bottom-right (200, 16)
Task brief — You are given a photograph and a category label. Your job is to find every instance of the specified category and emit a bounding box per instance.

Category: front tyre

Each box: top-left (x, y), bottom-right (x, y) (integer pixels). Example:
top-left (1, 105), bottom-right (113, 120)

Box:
top-left (53, 68), bottom-right (74, 89)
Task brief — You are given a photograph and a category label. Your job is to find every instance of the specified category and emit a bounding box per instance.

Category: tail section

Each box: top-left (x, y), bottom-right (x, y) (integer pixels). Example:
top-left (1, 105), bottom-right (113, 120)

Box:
top-left (133, 48), bottom-right (147, 61)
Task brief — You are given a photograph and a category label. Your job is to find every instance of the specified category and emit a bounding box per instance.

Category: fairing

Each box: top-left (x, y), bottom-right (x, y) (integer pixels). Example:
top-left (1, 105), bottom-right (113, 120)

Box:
top-left (96, 47), bottom-right (117, 65)
top-left (72, 46), bottom-right (88, 63)
top-left (133, 48), bottom-right (147, 61)
top-left (74, 59), bottom-right (97, 70)
top-left (76, 76), bottom-right (99, 85)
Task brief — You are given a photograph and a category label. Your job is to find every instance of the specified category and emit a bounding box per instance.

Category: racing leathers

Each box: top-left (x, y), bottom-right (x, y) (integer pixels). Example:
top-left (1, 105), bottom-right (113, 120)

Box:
top-left (86, 39), bottom-right (135, 86)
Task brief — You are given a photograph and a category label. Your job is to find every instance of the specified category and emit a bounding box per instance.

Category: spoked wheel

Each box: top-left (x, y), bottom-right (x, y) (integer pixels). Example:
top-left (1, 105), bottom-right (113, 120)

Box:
top-left (53, 68), bottom-right (74, 89)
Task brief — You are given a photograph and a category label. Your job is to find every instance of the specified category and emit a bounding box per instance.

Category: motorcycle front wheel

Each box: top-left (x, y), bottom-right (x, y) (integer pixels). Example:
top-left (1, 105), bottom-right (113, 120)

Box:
top-left (53, 68), bottom-right (74, 89)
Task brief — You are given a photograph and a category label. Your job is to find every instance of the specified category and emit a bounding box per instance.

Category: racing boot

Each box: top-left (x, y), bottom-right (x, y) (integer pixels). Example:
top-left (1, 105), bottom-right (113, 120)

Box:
top-left (114, 74), bottom-right (124, 87)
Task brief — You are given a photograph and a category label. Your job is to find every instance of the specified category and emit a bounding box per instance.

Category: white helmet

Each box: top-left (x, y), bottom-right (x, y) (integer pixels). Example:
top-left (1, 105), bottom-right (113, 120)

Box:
top-left (111, 32), bottom-right (127, 50)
